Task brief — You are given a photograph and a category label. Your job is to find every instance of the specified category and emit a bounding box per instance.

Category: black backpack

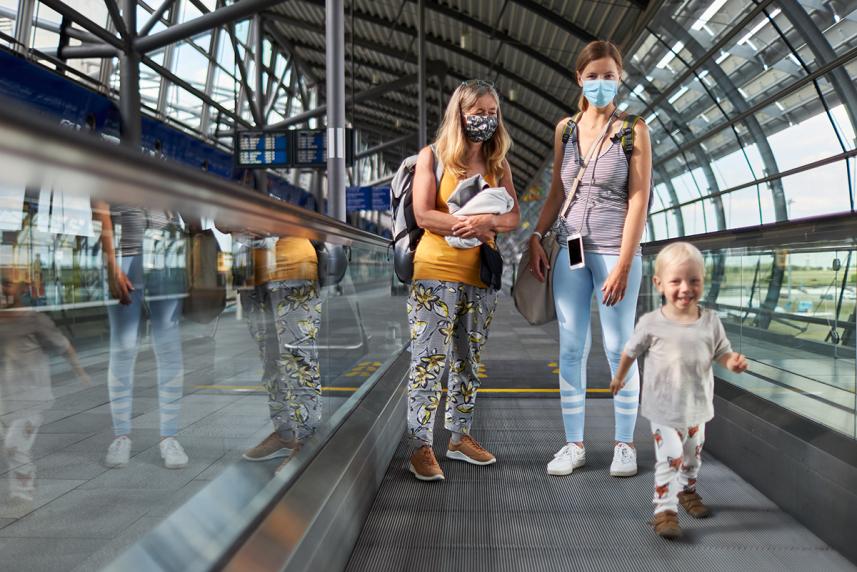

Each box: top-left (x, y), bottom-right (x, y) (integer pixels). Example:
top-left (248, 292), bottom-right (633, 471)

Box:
top-left (390, 145), bottom-right (443, 284)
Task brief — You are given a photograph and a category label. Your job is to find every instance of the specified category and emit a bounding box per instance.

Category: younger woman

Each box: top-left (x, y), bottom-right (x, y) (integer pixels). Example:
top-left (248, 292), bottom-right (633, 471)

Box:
top-left (610, 242), bottom-right (748, 538)
top-left (528, 41), bottom-right (652, 477)
top-left (407, 79), bottom-right (520, 481)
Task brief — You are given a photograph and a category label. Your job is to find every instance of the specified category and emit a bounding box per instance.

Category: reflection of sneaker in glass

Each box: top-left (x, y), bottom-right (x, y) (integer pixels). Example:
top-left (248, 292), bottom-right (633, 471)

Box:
top-left (447, 436), bottom-right (496, 466)
top-left (3, 495), bottom-right (34, 519)
top-left (547, 443), bottom-right (586, 476)
top-left (160, 437), bottom-right (189, 469)
top-left (105, 435), bottom-right (132, 468)
top-left (243, 432), bottom-right (296, 462)
top-left (610, 442), bottom-right (638, 477)
top-left (274, 443), bottom-right (302, 475)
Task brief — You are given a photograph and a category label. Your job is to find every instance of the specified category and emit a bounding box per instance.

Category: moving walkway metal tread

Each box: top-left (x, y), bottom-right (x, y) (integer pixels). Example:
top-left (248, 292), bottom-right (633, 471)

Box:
top-left (346, 399), bottom-right (855, 572)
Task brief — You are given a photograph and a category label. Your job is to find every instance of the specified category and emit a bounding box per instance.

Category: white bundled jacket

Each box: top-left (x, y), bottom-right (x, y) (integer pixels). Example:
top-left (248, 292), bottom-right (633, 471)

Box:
top-left (445, 174), bottom-right (514, 249)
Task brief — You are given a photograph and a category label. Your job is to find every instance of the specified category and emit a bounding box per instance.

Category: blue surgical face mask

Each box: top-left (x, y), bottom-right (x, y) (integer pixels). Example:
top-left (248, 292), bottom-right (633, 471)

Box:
top-left (581, 79), bottom-right (619, 108)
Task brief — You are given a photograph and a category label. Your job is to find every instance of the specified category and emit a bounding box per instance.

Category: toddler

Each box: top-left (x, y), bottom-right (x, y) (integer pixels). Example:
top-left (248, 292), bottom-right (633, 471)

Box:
top-left (609, 242), bottom-right (747, 539)
top-left (1, 266), bottom-right (90, 511)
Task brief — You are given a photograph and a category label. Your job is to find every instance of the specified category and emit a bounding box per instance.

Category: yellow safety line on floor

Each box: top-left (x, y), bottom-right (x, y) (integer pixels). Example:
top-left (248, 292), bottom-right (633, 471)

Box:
top-left (194, 385), bottom-right (359, 392)
top-left (194, 385), bottom-right (612, 394)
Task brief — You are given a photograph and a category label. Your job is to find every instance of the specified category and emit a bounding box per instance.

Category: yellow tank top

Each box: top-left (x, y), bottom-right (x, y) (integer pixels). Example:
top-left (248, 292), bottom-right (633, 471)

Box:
top-left (412, 170), bottom-right (497, 288)
top-left (252, 237), bottom-right (318, 284)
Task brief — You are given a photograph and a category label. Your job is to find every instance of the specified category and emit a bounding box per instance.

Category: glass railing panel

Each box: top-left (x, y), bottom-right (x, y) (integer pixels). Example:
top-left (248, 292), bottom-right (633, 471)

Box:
top-left (0, 113), bottom-right (408, 571)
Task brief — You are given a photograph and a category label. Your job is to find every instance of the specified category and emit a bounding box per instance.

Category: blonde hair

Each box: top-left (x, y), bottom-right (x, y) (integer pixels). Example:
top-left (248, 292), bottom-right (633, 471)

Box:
top-left (576, 40), bottom-right (623, 112)
top-left (654, 242), bottom-right (705, 277)
top-left (434, 81), bottom-right (511, 183)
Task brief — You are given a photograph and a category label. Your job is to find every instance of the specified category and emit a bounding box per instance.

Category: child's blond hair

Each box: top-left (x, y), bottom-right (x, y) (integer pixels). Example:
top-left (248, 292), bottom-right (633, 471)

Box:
top-left (654, 242), bottom-right (705, 277)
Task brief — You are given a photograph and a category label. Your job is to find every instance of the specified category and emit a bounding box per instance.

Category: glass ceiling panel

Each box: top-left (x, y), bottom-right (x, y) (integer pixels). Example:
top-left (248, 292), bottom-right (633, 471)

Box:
top-left (666, 0), bottom-right (757, 52)
top-left (173, 40), bottom-right (211, 94)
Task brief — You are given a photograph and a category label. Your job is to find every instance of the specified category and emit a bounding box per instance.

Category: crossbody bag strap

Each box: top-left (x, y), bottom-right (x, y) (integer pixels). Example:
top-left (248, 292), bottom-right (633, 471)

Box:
top-left (559, 110), bottom-right (617, 220)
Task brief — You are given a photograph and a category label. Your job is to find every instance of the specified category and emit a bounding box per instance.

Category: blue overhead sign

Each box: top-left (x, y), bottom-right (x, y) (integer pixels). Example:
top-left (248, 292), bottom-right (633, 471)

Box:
top-left (371, 186), bottom-right (391, 211)
top-left (346, 185), bottom-right (391, 212)
top-left (294, 129), bottom-right (327, 166)
top-left (236, 131), bottom-right (290, 168)
top-left (235, 128), bottom-right (354, 168)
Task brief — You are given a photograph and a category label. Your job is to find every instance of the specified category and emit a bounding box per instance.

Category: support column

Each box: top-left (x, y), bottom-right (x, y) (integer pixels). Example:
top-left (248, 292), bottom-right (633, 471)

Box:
top-left (199, 18), bottom-right (222, 135)
top-left (14, 0), bottom-right (35, 53)
top-left (437, 71), bottom-right (446, 131)
top-left (326, 0), bottom-right (346, 221)
top-left (156, 4), bottom-right (180, 117)
top-left (417, 0), bottom-right (427, 148)
top-left (119, 0), bottom-right (141, 147)
top-left (311, 171), bottom-right (324, 213)
top-left (253, 14), bottom-right (267, 193)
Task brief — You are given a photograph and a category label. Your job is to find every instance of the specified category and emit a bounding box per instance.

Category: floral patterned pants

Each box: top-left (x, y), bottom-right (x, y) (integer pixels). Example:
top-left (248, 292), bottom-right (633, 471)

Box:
top-left (2, 413), bottom-right (42, 502)
top-left (651, 421), bottom-right (706, 514)
top-left (242, 280), bottom-right (322, 442)
top-left (407, 280), bottom-right (497, 445)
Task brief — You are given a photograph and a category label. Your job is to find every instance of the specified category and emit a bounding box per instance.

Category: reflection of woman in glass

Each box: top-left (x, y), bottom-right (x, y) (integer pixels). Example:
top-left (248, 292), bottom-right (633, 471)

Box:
top-left (241, 237), bottom-right (322, 471)
top-left (96, 204), bottom-right (188, 469)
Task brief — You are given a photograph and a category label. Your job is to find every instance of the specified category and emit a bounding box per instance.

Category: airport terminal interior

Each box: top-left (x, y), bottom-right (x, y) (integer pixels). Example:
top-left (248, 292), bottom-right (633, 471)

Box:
top-left (0, 0), bottom-right (855, 570)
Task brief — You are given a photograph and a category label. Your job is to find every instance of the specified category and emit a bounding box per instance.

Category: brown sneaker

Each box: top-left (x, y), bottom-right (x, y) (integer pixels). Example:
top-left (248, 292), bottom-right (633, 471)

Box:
top-left (447, 435), bottom-right (496, 466)
top-left (409, 446), bottom-right (445, 481)
top-left (652, 510), bottom-right (682, 539)
top-left (243, 432), bottom-right (296, 462)
top-left (678, 490), bottom-right (711, 518)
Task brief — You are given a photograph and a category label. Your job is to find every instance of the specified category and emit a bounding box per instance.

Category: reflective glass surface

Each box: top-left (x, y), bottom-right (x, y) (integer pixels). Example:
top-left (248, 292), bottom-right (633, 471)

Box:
top-left (0, 143), bottom-right (407, 570)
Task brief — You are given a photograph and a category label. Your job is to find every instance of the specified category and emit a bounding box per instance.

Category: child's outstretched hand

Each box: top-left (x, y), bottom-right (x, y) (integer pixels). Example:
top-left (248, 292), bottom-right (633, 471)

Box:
top-left (609, 376), bottom-right (625, 395)
top-left (726, 352), bottom-right (748, 373)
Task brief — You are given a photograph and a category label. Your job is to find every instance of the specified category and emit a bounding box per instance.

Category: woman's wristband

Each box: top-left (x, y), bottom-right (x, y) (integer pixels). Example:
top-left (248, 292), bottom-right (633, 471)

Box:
top-left (532, 231), bottom-right (544, 241)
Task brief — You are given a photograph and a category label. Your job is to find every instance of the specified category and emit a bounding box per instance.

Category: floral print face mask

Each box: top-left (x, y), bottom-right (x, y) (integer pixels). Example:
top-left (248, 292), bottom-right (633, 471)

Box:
top-left (463, 114), bottom-right (498, 142)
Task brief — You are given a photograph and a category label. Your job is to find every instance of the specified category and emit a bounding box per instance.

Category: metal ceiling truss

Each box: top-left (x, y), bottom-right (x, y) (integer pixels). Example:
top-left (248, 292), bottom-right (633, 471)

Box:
top-left (266, 13), bottom-right (555, 155)
top-left (7, 0), bottom-right (658, 229)
top-left (279, 2), bottom-right (571, 115)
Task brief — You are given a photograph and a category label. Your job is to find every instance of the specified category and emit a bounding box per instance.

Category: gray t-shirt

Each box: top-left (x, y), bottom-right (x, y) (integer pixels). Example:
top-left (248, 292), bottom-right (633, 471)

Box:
top-left (624, 308), bottom-right (733, 428)
top-left (0, 310), bottom-right (70, 414)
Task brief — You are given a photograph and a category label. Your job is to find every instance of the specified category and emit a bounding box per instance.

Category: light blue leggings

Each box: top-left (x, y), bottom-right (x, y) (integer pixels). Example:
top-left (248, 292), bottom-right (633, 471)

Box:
top-left (552, 249), bottom-right (641, 443)
top-left (106, 255), bottom-right (184, 437)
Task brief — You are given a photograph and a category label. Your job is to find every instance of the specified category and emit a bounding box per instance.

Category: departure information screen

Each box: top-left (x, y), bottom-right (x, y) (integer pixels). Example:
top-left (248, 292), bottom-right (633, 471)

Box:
top-left (235, 131), bottom-right (290, 168)
top-left (234, 129), bottom-right (352, 168)
top-left (294, 130), bottom-right (327, 167)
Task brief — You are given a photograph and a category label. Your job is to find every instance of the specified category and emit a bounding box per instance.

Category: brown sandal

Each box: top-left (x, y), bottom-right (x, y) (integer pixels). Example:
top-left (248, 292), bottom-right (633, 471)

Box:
top-left (652, 510), bottom-right (682, 539)
top-left (678, 490), bottom-right (711, 519)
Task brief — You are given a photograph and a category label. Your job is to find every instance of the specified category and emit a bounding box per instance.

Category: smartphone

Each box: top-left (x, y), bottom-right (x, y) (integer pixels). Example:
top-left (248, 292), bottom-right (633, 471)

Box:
top-left (567, 233), bottom-right (585, 270)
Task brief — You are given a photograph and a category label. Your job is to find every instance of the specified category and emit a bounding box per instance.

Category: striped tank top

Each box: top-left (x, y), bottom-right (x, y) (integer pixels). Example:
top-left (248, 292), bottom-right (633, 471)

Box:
top-left (113, 206), bottom-right (176, 257)
top-left (553, 127), bottom-right (641, 256)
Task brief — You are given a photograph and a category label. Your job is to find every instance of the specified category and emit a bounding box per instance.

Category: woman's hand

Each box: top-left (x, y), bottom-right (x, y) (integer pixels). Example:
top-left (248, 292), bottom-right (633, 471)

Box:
top-left (107, 263), bottom-right (134, 305)
top-left (601, 264), bottom-right (629, 306)
top-left (527, 235), bottom-right (549, 283)
top-left (452, 214), bottom-right (496, 241)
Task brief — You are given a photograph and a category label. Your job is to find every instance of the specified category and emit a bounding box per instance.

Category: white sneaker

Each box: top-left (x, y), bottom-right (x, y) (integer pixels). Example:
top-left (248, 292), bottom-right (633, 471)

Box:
top-left (105, 435), bottom-right (131, 468)
top-left (610, 442), bottom-right (638, 477)
top-left (160, 437), bottom-right (189, 469)
top-left (547, 443), bottom-right (586, 476)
